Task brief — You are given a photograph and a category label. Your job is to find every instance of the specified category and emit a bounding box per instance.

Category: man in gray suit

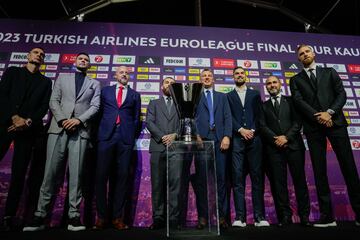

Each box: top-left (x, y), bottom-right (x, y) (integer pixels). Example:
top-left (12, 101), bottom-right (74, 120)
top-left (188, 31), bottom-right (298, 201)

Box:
top-left (23, 53), bottom-right (101, 231)
top-left (146, 77), bottom-right (181, 230)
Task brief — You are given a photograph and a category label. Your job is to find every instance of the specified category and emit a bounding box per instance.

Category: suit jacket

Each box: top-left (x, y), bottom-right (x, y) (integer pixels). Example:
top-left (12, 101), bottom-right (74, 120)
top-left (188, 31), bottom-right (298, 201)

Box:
top-left (146, 97), bottom-right (180, 153)
top-left (290, 67), bottom-right (347, 132)
top-left (227, 88), bottom-right (262, 149)
top-left (97, 85), bottom-right (141, 144)
top-left (0, 66), bottom-right (52, 131)
top-left (48, 72), bottom-right (101, 139)
top-left (259, 96), bottom-right (305, 152)
top-left (195, 90), bottom-right (232, 141)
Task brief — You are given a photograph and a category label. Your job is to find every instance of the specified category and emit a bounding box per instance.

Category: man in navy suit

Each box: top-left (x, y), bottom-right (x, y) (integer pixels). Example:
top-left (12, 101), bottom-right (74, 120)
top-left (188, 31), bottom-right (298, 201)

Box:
top-left (227, 67), bottom-right (269, 227)
top-left (290, 44), bottom-right (360, 227)
top-left (94, 66), bottom-right (141, 230)
top-left (194, 69), bottom-right (232, 229)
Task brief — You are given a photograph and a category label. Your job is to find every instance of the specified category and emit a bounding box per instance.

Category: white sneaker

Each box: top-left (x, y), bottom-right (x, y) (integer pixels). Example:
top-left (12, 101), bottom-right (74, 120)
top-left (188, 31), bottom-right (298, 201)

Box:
top-left (355, 221), bottom-right (360, 227)
top-left (23, 225), bottom-right (45, 231)
top-left (232, 220), bottom-right (246, 227)
top-left (254, 220), bottom-right (270, 227)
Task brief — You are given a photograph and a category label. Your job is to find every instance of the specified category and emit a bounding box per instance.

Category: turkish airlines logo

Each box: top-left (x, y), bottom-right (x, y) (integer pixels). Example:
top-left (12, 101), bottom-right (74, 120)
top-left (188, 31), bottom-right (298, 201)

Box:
top-left (61, 54), bottom-right (77, 63)
top-left (237, 60), bottom-right (258, 69)
top-left (90, 54), bottom-right (110, 64)
top-left (213, 58), bottom-right (235, 68)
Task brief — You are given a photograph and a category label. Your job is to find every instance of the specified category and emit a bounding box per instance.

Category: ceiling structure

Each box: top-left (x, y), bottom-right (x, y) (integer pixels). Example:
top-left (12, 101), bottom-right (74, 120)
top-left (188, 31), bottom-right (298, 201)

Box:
top-left (0, 0), bottom-right (359, 36)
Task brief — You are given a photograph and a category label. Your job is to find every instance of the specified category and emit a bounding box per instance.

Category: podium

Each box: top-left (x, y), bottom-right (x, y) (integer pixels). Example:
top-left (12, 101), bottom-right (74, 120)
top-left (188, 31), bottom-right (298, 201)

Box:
top-left (166, 140), bottom-right (220, 237)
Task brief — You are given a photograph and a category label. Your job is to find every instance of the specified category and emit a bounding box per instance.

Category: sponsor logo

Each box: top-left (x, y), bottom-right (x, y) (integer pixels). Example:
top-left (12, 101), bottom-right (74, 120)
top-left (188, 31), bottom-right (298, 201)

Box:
top-left (149, 67), bottom-right (160, 73)
top-left (163, 67), bottom-right (174, 73)
top-left (90, 54), bottom-right (110, 64)
top-left (339, 74), bottom-right (349, 80)
top-left (326, 63), bottom-right (347, 73)
top-left (215, 84), bottom-right (234, 93)
top-left (0, 52), bottom-right (9, 61)
top-left (141, 95), bottom-right (160, 105)
top-left (285, 72), bottom-right (296, 78)
top-left (44, 72), bottom-right (56, 78)
top-left (0, 70), bottom-right (5, 76)
top-left (351, 119), bottom-right (360, 124)
top-left (88, 73), bottom-right (96, 79)
top-left (214, 69), bottom-right (224, 75)
top-left (189, 68), bottom-right (200, 74)
top-left (352, 75), bottom-right (360, 79)
top-left (163, 75), bottom-right (174, 79)
top-left (354, 88), bottom-right (360, 97)
top-left (351, 139), bottom-right (360, 150)
top-left (272, 71), bottom-right (282, 76)
top-left (88, 66), bottom-right (98, 71)
top-left (353, 82), bottom-right (360, 86)
top-left (112, 55), bottom-right (136, 65)
top-left (44, 53), bottom-right (60, 63)
top-left (260, 61), bottom-right (281, 70)
top-left (60, 65), bottom-right (72, 71)
top-left (348, 126), bottom-right (360, 136)
top-left (248, 71), bottom-right (260, 76)
top-left (215, 77), bottom-right (224, 81)
top-left (347, 64), bottom-right (360, 73)
top-left (61, 54), bottom-right (77, 63)
top-left (136, 82), bottom-right (160, 92)
top-left (237, 60), bottom-right (258, 69)
top-left (0, 63), bottom-right (5, 69)
top-left (137, 67), bottom-right (149, 72)
top-left (342, 81), bottom-right (351, 86)
top-left (175, 75), bottom-right (186, 81)
top-left (188, 57), bottom-right (211, 67)
top-left (138, 56), bottom-right (161, 65)
top-left (174, 68), bottom-right (186, 73)
top-left (96, 73), bottom-right (108, 79)
top-left (163, 57), bottom-right (186, 66)
top-left (137, 74), bottom-right (149, 80)
top-left (224, 77), bottom-right (233, 82)
top-left (283, 62), bottom-right (302, 70)
top-left (249, 78), bottom-right (260, 83)
top-left (263, 72), bottom-right (272, 76)
top-left (10, 52), bottom-right (27, 62)
top-left (349, 111), bottom-right (359, 117)
top-left (345, 88), bottom-right (354, 97)
top-left (135, 139), bottom-right (150, 151)
top-left (141, 108), bottom-right (147, 114)
top-left (213, 58), bottom-right (235, 68)
top-left (344, 99), bottom-right (357, 109)
top-left (225, 70), bottom-right (233, 75)
top-left (149, 75), bottom-right (160, 80)
top-left (188, 76), bottom-right (200, 81)
top-left (8, 63), bottom-right (21, 67)
top-left (97, 66), bottom-right (109, 71)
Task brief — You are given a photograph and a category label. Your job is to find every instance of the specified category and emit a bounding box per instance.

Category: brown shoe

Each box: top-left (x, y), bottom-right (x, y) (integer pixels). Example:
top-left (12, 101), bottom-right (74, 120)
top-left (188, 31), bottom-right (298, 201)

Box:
top-left (93, 218), bottom-right (106, 230)
top-left (112, 218), bottom-right (129, 230)
top-left (196, 217), bottom-right (207, 230)
top-left (219, 218), bottom-right (229, 229)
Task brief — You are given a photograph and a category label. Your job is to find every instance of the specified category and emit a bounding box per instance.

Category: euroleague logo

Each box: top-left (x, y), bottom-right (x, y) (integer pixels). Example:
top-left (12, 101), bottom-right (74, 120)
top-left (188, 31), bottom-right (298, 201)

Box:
top-left (94, 55), bottom-right (103, 63)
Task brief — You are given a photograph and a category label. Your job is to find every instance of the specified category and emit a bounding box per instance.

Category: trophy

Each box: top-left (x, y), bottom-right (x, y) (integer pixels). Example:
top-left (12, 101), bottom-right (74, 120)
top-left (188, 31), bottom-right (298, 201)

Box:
top-left (169, 83), bottom-right (203, 142)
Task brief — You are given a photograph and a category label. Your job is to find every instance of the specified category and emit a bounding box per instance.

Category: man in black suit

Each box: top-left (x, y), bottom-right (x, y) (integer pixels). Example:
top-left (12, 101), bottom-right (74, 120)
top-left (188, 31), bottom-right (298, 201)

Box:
top-left (0, 47), bottom-right (52, 230)
top-left (146, 77), bottom-right (181, 230)
top-left (259, 75), bottom-right (310, 227)
top-left (290, 44), bottom-right (360, 227)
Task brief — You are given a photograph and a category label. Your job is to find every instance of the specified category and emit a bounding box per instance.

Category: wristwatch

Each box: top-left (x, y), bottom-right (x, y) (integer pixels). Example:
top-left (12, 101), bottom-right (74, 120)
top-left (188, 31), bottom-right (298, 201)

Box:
top-left (25, 118), bottom-right (32, 127)
top-left (326, 109), bottom-right (335, 115)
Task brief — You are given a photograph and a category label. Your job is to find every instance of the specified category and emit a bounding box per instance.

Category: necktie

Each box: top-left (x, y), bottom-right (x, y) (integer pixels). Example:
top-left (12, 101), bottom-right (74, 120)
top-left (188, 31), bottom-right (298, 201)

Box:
top-left (272, 96), bottom-right (280, 116)
top-left (116, 86), bottom-right (123, 124)
top-left (206, 90), bottom-right (215, 128)
top-left (166, 96), bottom-right (172, 114)
top-left (309, 68), bottom-right (317, 88)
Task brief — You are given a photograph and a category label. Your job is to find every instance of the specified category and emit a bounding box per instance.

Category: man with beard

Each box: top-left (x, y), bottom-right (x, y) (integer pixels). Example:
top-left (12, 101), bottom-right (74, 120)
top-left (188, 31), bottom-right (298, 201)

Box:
top-left (227, 67), bottom-right (269, 227)
top-left (290, 44), bottom-right (360, 227)
top-left (94, 66), bottom-right (141, 230)
top-left (146, 77), bottom-right (182, 230)
top-left (0, 47), bottom-right (52, 230)
top-left (259, 75), bottom-right (310, 227)
top-left (23, 52), bottom-right (101, 231)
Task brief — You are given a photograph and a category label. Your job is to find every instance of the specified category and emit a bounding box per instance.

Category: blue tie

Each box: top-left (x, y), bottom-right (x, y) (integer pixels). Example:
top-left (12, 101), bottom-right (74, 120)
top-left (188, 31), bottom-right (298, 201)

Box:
top-left (206, 90), bottom-right (214, 128)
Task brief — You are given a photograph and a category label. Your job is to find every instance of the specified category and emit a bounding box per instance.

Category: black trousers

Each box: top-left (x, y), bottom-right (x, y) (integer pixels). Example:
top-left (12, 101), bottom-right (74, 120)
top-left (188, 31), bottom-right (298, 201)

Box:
top-left (306, 125), bottom-right (360, 219)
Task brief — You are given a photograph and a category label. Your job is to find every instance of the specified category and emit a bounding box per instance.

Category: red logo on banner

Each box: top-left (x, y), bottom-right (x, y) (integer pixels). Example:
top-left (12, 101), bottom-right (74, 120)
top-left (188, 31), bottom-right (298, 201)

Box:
top-left (352, 140), bottom-right (360, 149)
top-left (348, 64), bottom-right (360, 73)
top-left (94, 55), bottom-right (104, 63)
top-left (213, 58), bottom-right (235, 68)
top-left (61, 54), bottom-right (77, 63)
top-left (244, 60), bottom-right (252, 68)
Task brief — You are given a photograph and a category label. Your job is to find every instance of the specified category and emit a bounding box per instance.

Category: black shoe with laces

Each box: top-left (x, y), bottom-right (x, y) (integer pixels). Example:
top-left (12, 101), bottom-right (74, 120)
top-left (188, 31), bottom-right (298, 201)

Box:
top-left (67, 217), bottom-right (86, 231)
top-left (23, 216), bottom-right (45, 231)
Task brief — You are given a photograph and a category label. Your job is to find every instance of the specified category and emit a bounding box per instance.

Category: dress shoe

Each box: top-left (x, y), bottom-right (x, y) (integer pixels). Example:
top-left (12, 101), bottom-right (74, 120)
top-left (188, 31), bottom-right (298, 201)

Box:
top-left (196, 217), bottom-right (207, 230)
top-left (219, 218), bottom-right (229, 229)
top-left (93, 218), bottom-right (106, 230)
top-left (0, 216), bottom-right (13, 231)
top-left (112, 218), bottom-right (129, 230)
top-left (149, 221), bottom-right (165, 230)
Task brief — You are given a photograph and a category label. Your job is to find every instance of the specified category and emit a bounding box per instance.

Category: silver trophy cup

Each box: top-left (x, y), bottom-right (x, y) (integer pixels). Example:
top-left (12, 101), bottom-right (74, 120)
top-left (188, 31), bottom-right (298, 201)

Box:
top-left (170, 83), bottom-right (203, 142)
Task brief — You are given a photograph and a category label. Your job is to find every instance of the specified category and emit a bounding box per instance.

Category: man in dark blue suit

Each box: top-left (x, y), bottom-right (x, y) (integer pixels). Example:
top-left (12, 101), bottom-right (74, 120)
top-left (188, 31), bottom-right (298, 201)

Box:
top-left (94, 66), bottom-right (141, 230)
top-left (227, 67), bottom-right (269, 227)
top-left (195, 69), bottom-right (232, 229)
